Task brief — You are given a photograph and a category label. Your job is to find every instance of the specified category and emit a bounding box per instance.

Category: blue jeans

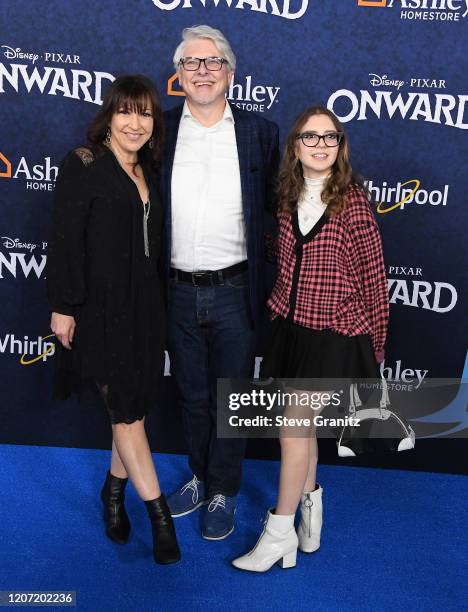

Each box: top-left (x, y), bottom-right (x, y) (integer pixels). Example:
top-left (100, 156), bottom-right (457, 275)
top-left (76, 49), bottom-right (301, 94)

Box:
top-left (167, 270), bottom-right (256, 497)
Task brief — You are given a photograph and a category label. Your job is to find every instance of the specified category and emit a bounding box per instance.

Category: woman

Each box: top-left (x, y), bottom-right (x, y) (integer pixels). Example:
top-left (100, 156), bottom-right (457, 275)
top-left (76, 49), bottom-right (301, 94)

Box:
top-left (232, 106), bottom-right (389, 572)
top-left (47, 75), bottom-right (180, 565)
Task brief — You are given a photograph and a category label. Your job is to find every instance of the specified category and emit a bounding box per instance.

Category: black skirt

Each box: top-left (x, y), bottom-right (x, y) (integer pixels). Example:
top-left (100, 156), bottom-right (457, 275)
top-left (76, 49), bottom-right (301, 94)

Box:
top-left (261, 316), bottom-right (379, 387)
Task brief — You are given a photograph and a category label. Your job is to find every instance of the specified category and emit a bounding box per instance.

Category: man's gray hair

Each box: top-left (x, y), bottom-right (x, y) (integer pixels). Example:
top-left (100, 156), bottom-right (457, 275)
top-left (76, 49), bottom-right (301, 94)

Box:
top-left (173, 25), bottom-right (236, 71)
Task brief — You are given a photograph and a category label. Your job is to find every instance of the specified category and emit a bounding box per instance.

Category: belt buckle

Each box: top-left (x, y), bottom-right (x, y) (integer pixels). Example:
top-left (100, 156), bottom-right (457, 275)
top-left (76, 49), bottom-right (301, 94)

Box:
top-left (191, 271), bottom-right (212, 287)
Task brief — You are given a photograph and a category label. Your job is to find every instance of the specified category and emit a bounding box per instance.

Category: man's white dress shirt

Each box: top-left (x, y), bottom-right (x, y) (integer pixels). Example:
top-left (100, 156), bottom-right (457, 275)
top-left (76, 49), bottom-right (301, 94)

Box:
top-left (170, 101), bottom-right (246, 272)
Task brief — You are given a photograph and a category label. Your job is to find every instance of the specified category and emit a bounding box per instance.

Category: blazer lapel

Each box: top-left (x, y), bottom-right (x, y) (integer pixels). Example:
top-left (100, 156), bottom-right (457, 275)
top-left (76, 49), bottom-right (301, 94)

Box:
top-left (162, 104), bottom-right (183, 209)
top-left (232, 104), bottom-right (252, 225)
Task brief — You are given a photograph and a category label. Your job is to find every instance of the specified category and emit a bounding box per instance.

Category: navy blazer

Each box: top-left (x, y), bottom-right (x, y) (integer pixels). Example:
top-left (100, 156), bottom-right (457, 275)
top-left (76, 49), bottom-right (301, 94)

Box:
top-left (160, 103), bottom-right (280, 326)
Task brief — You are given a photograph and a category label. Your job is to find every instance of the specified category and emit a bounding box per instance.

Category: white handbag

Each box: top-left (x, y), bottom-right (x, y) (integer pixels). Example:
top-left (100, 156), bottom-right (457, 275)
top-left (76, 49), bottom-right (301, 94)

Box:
top-left (337, 377), bottom-right (416, 457)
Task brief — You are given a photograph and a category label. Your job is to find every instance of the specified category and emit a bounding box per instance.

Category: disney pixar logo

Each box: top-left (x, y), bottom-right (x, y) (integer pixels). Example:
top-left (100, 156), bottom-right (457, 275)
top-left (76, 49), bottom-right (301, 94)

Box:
top-left (358, 0), bottom-right (468, 21)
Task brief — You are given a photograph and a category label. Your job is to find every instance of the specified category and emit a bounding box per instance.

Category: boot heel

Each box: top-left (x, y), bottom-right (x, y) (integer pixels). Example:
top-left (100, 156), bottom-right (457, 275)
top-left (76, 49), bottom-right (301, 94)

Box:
top-left (278, 550), bottom-right (297, 569)
top-left (101, 471), bottom-right (131, 545)
top-left (232, 510), bottom-right (298, 573)
top-left (145, 494), bottom-right (181, 565)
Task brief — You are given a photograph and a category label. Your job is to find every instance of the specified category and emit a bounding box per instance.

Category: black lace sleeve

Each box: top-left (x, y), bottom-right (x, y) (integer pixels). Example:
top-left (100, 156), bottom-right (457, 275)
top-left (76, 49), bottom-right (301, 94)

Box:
top-left (47, 149), bottom-right (93, 316)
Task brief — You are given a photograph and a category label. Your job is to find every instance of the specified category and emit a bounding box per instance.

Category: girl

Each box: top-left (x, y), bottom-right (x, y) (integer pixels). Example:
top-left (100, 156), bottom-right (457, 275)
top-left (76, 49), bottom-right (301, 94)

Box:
top-left (232, 106), bottom-right (389, 572)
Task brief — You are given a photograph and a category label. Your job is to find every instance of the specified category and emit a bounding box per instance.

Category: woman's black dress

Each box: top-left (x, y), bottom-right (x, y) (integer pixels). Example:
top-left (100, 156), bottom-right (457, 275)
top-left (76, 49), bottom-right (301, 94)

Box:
top-left (47, 146), bottom-right (165, 424)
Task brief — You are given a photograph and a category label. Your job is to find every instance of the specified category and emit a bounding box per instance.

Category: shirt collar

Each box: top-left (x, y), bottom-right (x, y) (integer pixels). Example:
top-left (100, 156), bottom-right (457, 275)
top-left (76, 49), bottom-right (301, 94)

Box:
top-left (182, 100), bottom-right (235, 125)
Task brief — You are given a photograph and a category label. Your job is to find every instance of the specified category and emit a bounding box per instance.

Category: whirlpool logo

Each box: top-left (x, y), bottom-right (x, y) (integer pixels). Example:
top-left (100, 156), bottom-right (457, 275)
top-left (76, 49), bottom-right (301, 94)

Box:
top-left (0, 333), bottom-right (55, 364)
top-left (366, 178), bottom-right (450, 213)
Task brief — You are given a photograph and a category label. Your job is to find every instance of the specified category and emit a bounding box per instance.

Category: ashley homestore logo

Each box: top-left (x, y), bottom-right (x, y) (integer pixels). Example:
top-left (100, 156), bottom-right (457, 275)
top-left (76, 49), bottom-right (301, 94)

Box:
top-left (152, 0), bottom-right (309, 19)
top-left (0, 151), bottom-right (58, 190)
top-left (167, 73), bottom-right (280, 112)
top-left (358, 0), bottom-right (468, 20)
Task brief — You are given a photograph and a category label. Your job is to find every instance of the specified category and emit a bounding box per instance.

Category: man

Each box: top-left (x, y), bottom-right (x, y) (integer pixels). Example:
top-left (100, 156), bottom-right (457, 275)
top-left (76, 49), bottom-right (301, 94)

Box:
top-left (161, 25), bottom-right (279, 540)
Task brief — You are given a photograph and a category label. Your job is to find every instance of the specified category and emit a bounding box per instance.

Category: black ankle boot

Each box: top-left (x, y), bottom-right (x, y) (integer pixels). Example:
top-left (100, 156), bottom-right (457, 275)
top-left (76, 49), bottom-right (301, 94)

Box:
top-left (100, 471), bottom-right (131, 544)
top-left (145, 494), bottom-right (181, 564)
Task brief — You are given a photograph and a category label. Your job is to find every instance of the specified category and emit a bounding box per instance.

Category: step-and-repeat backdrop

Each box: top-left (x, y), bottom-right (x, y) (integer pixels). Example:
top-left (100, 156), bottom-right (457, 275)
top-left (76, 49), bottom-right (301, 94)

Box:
top-left (1, 0), bottom-right (466, 471)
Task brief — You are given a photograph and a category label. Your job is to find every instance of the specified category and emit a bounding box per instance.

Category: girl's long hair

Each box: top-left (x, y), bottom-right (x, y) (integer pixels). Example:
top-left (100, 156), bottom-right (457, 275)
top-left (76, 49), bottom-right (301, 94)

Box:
top-left (278, 106), bottom-right (365, 215)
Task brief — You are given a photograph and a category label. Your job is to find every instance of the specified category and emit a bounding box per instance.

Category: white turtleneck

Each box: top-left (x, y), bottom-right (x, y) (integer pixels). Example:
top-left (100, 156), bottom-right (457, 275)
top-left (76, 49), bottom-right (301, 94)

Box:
top-left (297, 176), bottom-right (327, 235)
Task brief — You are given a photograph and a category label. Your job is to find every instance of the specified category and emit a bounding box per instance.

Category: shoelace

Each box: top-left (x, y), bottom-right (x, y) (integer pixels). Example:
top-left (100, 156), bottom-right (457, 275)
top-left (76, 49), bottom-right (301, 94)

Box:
top-left (207, 494), bottom-right (226, 512)
top-left (181, 475), bottom-right (201, 504)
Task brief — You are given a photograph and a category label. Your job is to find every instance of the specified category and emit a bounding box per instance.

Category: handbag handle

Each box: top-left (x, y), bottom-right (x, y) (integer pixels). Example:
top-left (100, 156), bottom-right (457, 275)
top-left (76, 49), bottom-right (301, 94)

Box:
top-left (379, 376), bottom-right (390, 407)
top-left (349, 384), bottom-right (361, 412)
top-left (349, 376), bottom-right (389, 415)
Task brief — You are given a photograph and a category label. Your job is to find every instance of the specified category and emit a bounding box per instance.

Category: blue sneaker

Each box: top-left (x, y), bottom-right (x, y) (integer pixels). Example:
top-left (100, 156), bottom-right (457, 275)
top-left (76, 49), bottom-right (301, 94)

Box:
top-left (167, 475), bottom-right (208, 517)
top-left (202, 494), bottom-right (236, 540)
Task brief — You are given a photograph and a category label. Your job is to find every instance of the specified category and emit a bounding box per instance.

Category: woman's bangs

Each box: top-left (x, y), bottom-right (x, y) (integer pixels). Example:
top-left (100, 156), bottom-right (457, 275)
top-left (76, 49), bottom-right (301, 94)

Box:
top-left (112, 86), bottom-right (153, 115)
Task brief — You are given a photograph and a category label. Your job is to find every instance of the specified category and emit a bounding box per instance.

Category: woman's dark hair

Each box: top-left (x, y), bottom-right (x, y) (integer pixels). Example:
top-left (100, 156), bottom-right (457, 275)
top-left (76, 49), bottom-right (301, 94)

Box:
top-left (278, 105), bottom-right (365, 216)
top-left (87, 74), bottom-right (164, 170)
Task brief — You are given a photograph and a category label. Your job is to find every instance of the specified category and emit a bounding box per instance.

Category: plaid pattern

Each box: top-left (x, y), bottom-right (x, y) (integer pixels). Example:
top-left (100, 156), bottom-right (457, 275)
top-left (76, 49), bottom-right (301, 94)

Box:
top-left (268, 185), bottom-right (389, 358)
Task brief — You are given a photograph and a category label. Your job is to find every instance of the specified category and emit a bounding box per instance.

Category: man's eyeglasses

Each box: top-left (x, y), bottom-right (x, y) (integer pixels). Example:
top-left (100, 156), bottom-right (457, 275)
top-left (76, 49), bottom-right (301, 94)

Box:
top-left (296, 132), bottom-right (344, 147)
top-left (179, 57), bottom-right (228, 71)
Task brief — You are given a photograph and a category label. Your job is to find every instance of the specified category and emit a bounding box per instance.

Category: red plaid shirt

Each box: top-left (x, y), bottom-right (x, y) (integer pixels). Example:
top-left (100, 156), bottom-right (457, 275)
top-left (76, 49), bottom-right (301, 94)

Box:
top-left (268, 185), bottom-right (389, 360)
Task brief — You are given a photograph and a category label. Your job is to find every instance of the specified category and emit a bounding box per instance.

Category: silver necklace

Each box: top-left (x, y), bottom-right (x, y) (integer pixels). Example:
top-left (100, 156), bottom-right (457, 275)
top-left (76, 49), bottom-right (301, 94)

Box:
top-left (109, 146), bottom-right (151, 258)
top-left (142, 199), bottom-right (151, 258)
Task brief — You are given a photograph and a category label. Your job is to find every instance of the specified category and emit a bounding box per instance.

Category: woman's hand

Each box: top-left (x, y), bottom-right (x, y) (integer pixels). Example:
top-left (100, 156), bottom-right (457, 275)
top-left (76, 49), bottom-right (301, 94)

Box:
top-left (51, 312), bottom-right (76, 350)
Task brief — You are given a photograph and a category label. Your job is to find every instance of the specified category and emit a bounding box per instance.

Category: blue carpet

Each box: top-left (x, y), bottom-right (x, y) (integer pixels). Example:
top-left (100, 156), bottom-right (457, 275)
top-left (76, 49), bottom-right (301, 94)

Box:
top-left (0, 444), bottom-right (466, 612)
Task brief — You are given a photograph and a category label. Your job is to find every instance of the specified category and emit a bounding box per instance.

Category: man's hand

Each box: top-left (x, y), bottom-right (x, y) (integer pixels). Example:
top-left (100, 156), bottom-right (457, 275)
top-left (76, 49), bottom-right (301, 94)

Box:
top-left (51, 312), bottom-right (76, 350)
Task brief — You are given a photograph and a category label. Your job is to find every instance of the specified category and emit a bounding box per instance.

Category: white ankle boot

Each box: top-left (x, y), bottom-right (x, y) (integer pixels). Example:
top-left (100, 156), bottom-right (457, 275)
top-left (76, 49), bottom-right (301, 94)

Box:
top-left (297, 484), bottom-right (323, 553)
top-left (232, 510), bottom-right (298, 572)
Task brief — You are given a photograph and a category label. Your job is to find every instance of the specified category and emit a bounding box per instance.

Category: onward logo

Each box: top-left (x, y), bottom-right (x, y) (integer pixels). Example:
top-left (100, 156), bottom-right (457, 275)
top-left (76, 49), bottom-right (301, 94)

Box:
top-left (153, 0), bottom-right (309, 20)
top-left (0, 44), bottom-right (114, 104)
top-left (0, 236), bottom-right (47, 280)
top-left (327, 74), bottom-right (468, 129)
top-left (357, 0), bottom-right (468, 21)
top-left (0, 152), bottom-right (58, 190)
top-left (0, 333), bottom-right (55, 364)
top-left (366, 179), bottom-right (449, 213)
top-left (387, 267), bottom-right (458, 313)
top-left (167, 73), bottom-right (280, 112)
